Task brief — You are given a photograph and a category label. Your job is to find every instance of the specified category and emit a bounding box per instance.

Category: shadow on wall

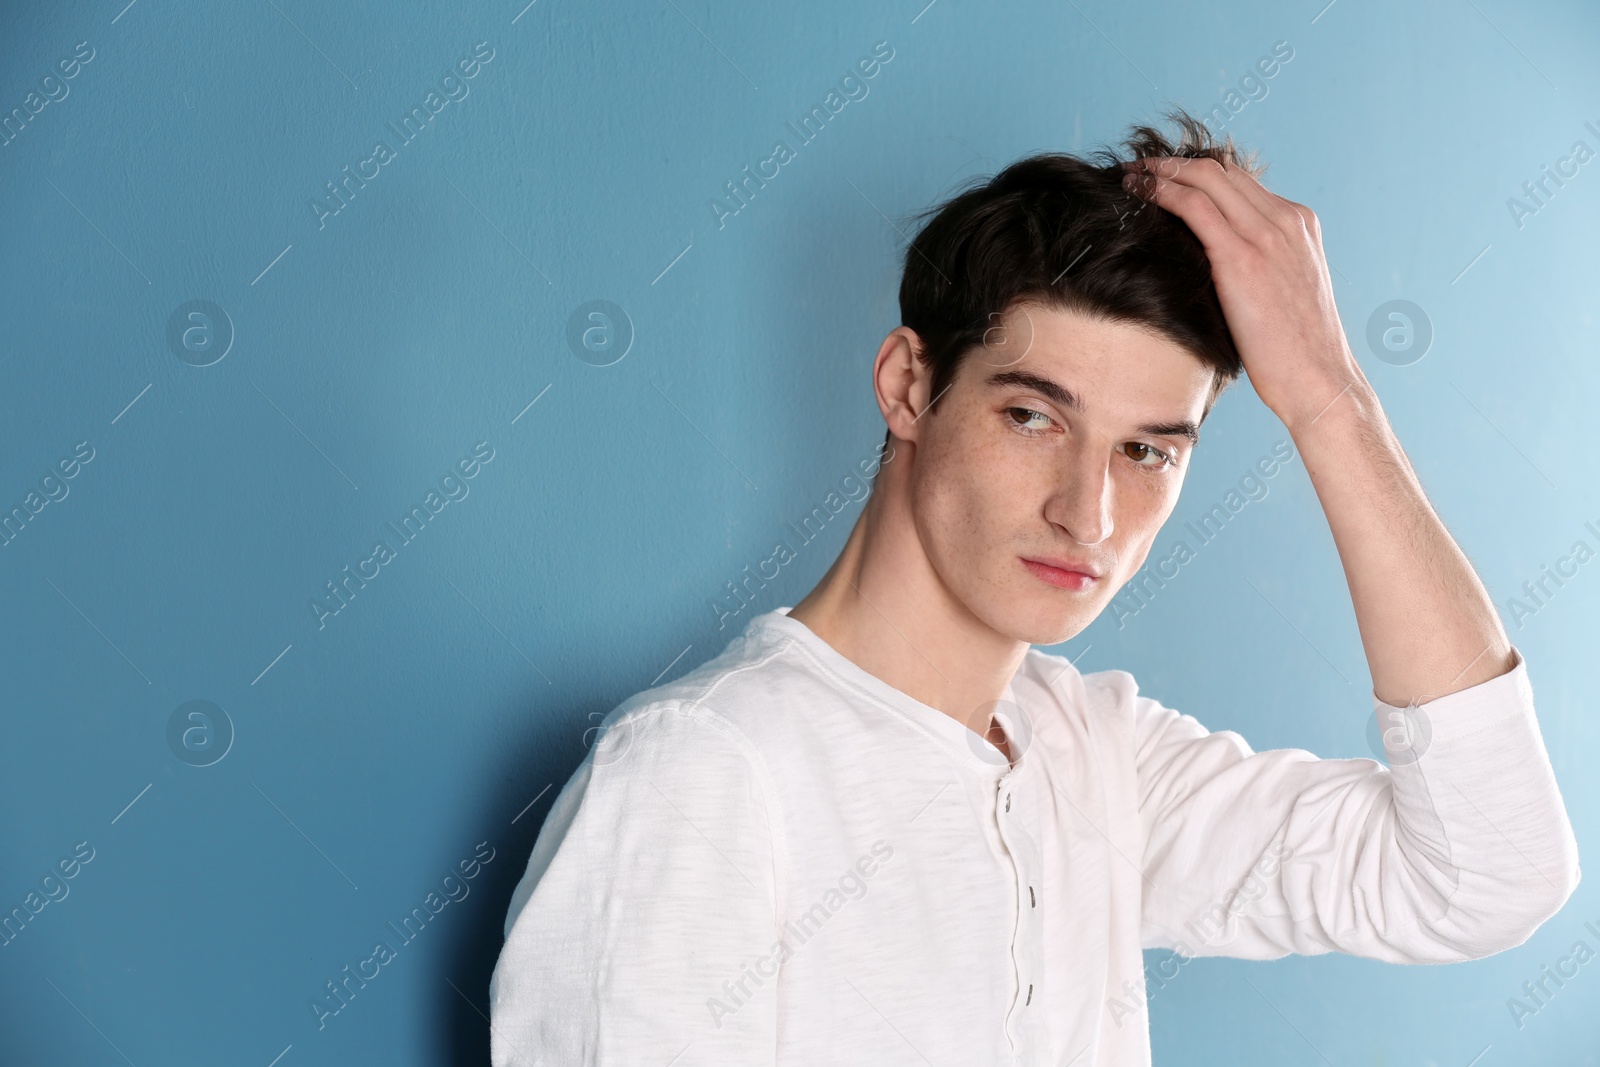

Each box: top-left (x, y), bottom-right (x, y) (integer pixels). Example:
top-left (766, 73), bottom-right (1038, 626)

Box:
top-left (435, 693), bottom-right (601, 1063)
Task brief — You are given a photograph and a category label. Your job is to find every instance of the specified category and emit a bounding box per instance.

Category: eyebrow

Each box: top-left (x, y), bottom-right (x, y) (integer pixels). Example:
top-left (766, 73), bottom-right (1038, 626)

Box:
top-left (984, 370), bottom-right (1201, 445)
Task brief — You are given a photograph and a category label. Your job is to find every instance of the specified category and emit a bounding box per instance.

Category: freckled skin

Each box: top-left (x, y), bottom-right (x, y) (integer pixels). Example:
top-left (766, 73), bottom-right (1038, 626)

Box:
top-left (904, 300), bottom-right (1215, 647)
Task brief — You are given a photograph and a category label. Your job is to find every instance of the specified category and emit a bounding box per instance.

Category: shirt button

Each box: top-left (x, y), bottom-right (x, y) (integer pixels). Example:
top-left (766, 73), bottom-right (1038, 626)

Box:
top-left (1005, 792), bottom-right (1012, 812)
top-left (1026, 983), bottom-right (1033, 1006)
top-left (1029, 886), bottom-right (1036, 908)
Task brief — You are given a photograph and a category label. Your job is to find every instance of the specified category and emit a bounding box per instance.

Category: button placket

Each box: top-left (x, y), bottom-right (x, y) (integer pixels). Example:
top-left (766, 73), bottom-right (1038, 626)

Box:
top-left (1007, 769), bottom-right (1046, 1034)
top-left (996, 755), bottom-right (1047, 1058)
top-left (995, 770), bottom-right (1041, 1027)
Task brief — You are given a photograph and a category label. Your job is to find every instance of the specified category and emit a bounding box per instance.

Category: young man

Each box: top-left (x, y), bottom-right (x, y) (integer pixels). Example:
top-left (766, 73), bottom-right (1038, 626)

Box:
top-left (487, 112), bottom-right (1579, 1065)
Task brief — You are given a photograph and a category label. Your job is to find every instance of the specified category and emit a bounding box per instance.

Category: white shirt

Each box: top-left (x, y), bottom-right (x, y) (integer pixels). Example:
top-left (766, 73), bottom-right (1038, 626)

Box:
top-left (488, 606), bottom-right (1579, 1066)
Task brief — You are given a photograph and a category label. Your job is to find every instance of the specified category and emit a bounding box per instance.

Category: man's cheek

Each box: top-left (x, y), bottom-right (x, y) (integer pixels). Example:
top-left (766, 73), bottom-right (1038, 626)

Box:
top-left (1109, 557), bottom-right (1143, 598)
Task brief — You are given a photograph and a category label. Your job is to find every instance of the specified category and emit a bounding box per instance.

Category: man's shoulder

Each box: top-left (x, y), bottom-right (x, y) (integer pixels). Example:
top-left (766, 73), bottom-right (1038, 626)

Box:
top-left (1012, 648), bottom-right (1197, 755)
top-left (1013, 651), bottom-right (1233, 790)
top-left (589, 618), bottom-right (825, 762)
top-left (1016, 645), bottom-right (1142, 715)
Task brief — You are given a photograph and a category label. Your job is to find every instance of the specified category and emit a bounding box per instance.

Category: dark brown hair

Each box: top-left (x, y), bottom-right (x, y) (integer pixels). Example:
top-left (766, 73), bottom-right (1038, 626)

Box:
top-left (889, 107), bottom-right (1264, 446)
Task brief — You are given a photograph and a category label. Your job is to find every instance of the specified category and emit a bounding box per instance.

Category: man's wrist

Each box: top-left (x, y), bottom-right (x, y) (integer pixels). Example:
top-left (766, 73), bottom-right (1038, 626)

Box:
top-left (1279, 375), bottom-right (1420, 536)
top-left (1277, 373), bottom-right (1385, 453)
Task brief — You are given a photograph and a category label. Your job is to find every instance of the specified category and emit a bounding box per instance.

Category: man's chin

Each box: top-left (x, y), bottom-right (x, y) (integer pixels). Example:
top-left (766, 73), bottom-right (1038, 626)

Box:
top-left (994, 601), bottom-right (1095, 648)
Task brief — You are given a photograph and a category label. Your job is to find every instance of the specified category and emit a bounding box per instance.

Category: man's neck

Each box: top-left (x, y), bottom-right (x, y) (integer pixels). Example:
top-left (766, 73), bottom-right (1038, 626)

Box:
top-left (787, 469), bottom-right (1029, 751)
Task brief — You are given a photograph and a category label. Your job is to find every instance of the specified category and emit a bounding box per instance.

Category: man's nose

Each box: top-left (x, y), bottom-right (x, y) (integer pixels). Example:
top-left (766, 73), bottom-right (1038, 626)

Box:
top-left (1050, 447), bottom-right (1113, 546)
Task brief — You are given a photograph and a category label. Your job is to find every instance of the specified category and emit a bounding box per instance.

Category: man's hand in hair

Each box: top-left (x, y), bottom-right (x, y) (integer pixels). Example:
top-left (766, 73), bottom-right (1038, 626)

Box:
top-left (1121, 155), bottom-right (1365, 434)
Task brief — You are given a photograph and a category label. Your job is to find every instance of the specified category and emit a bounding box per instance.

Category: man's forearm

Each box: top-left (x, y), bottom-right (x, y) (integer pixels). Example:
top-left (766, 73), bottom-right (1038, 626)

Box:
top-left (1286, 376), bottom-right (1516, 707)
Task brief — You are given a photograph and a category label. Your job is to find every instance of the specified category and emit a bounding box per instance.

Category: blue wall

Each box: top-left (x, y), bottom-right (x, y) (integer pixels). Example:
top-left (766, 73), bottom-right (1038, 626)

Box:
top-left (2, 1), bottom-right (1597, 1063)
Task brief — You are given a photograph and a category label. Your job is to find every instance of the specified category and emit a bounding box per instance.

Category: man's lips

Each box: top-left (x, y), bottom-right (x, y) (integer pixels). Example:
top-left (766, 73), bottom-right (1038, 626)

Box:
top-left (1020, 556), bottom-right (1102, 591)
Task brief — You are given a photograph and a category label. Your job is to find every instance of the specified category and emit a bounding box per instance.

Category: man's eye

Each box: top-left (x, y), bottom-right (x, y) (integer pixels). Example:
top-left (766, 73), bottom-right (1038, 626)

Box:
top-left (1006, 407), bottom-right (1053, 434)
top-left (1124, 442), bottom-right (1173, 467)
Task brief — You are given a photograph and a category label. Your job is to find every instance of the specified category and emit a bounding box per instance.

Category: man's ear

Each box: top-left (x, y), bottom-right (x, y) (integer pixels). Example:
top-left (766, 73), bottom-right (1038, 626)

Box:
top-left (874, 326), bottom-right (934, 443)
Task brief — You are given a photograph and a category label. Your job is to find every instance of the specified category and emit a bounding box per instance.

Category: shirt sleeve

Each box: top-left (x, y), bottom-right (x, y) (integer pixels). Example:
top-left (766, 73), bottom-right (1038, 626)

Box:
top-left (1135, 646), bottom-right (1581, 963)
top-left (488, 702), bottom-right (781, 1066)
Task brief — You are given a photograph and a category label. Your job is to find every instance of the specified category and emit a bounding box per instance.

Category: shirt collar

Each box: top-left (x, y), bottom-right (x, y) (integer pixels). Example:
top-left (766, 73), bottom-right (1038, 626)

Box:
top-left (750, 606), bottom-right (1023, 782)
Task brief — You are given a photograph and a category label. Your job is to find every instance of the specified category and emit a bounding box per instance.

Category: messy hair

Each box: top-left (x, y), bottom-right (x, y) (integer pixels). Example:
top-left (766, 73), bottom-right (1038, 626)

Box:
top-left (889, 107), bottom-right (1265, 445)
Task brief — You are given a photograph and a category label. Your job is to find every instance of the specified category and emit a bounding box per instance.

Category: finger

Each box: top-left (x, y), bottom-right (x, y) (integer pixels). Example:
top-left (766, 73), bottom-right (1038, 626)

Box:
top-left (1126, 156), bottom-right (1277, 244)
top-left (1278, 197), bottom-right (1321, 241)
top-left (1131, 156), bottom-right (1312, 249)
top-left (1122, 164), bottom-right (1254, 259)
top-left (1201, 157), bottom-right (1316, 243)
